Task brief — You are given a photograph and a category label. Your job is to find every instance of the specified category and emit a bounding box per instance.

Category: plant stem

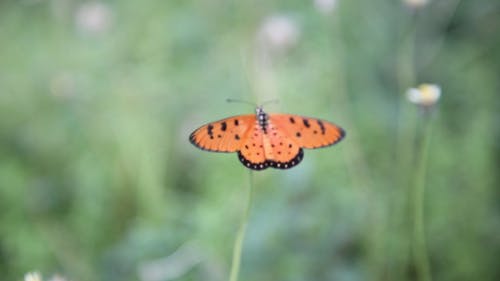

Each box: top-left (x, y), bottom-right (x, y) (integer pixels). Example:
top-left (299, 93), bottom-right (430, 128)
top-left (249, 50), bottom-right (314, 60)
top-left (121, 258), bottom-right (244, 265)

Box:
top-left (412, 112), bottom-right (433, 281)
top-left (393, 14), bottom-right (417, 281)
top-left (228, 171), bottom-right (254, 281)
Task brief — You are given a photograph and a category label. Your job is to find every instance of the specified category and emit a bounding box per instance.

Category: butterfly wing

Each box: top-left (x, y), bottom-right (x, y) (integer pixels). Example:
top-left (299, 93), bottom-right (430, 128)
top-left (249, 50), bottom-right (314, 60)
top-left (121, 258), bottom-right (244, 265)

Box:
top-left (262, 122), bottom-right (304, 169)
top-left (237, 126), bottom-right (269, 170)
top-left (237, 123), bottom-right (305, 170)
top-left (269, 114), bottom-right (345, 149)
top-left (189, 115), bottom-right (256, 152)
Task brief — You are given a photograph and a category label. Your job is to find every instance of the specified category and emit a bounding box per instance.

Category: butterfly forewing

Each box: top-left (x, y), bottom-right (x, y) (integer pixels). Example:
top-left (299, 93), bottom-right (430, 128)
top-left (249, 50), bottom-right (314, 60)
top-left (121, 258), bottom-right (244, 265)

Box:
top-left (189, 115), bottom-right (255, 152)
top-left (269, 114), bottom-right (345, 149)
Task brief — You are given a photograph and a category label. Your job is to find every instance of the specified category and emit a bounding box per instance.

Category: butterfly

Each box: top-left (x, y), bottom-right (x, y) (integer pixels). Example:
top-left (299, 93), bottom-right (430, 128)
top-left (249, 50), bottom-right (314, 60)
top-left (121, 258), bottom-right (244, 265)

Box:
top-left (189, 106), bottom-right (345, 170)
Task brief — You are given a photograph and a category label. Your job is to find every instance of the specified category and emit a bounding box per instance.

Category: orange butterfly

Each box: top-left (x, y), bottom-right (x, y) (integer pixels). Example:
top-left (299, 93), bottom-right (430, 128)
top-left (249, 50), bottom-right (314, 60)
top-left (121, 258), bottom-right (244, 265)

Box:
top-left (189, 106), bottom-right (345, 170)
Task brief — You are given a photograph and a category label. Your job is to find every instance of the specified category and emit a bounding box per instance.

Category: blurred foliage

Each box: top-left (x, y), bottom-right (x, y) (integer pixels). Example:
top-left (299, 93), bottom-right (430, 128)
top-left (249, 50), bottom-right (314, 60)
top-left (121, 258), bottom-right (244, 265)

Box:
top-left (0, 0), bottom-right (499, 281)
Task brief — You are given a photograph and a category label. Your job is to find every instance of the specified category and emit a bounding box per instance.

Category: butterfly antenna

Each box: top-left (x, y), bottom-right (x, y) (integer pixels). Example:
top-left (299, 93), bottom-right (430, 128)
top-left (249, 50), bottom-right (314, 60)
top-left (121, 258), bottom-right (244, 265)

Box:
top-left (226, 98), bottom-right (257, 107)
top-left (260, 99), bottom-right (280, 107)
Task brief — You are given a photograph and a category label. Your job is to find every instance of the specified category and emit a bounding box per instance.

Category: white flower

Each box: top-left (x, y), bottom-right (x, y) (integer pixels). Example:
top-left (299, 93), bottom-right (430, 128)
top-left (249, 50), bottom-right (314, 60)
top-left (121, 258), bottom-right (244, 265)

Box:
top-left (406, 83), bottom-right (441, 107)
top-left (403, 0), bottom-right (430, 9)
top-left (254, 14), bottom-right (300, 101)
top-left (48, 274), bottom-right (69, 281)
top-left (75, 2), bottom-right (113, 35)
top-left (256, 15), bottom-right (300, 54)
top-left (314, 0), bottom-right (338, 14)
top-left (24, 272), bottom-right (43, 281)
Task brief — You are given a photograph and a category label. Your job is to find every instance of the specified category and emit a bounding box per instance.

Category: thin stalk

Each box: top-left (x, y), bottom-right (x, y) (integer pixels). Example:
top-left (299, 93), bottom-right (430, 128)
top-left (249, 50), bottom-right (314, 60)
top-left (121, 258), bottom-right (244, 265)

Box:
top-left (411, 111), bottom-right (433, 281)
top-left (228, 171), bottom-right (254, 281)
top-left (393, 14), bottom-right (418, 281)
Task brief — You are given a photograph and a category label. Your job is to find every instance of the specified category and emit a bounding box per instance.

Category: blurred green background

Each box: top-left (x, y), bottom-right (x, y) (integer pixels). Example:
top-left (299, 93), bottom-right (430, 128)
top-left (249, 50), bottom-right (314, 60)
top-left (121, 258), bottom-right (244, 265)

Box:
top-left (0, 0), bottom-right (499, 281)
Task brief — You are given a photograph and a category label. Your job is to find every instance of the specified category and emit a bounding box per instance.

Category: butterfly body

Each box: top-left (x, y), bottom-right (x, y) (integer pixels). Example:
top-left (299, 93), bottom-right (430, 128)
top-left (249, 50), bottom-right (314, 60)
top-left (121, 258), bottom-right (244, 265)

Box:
top-left (189, 107), bottom-right (345, 170)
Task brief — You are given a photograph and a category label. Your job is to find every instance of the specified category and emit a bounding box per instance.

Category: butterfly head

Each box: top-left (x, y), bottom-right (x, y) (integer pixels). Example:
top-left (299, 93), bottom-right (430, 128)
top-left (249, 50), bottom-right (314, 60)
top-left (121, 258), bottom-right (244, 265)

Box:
top-left (255, 106), bottom-right (263, 115)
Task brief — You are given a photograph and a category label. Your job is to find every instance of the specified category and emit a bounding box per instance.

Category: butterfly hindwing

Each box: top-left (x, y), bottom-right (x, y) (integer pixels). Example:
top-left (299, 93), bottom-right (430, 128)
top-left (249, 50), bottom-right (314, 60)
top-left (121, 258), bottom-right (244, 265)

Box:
top-left (237, 122), bottom-right (306, 170)
top-left (263, 123), bottom-right (304, 169)
top-left (238, 126), bottom-right (269, 170)
top-left (269, 114), bottom-right (345, 149)
top-left (189, 115), bottom-right (255, 152)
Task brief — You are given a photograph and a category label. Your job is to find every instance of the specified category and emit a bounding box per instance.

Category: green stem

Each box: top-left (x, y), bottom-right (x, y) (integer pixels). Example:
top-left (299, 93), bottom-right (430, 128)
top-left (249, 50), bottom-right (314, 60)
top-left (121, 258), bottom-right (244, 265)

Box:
top-left (228, 171), bottom-right (254, 281)
top-left (412, 112), bottom-right (433, 281)
top-left (392, 13), bottom-right (417, 281)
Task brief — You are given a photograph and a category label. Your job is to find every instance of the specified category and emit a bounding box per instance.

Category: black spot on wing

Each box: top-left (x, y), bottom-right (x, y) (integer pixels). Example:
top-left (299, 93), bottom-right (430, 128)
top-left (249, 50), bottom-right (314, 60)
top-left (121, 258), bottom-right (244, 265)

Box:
top-left (303, 118), bottom-right (310, 128)
top-left (315, 124), bottom-right (346, 147)
top-left (268, 148), bottom-right (304, 170)
top-left (317, 120), bottom-right (326, 135)
top-left (189, 127), bottom-right (238, 153)
top-left (207, 124), bottom-right (214, 137)
top-left (221, 122), bottom-right (227, 131)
